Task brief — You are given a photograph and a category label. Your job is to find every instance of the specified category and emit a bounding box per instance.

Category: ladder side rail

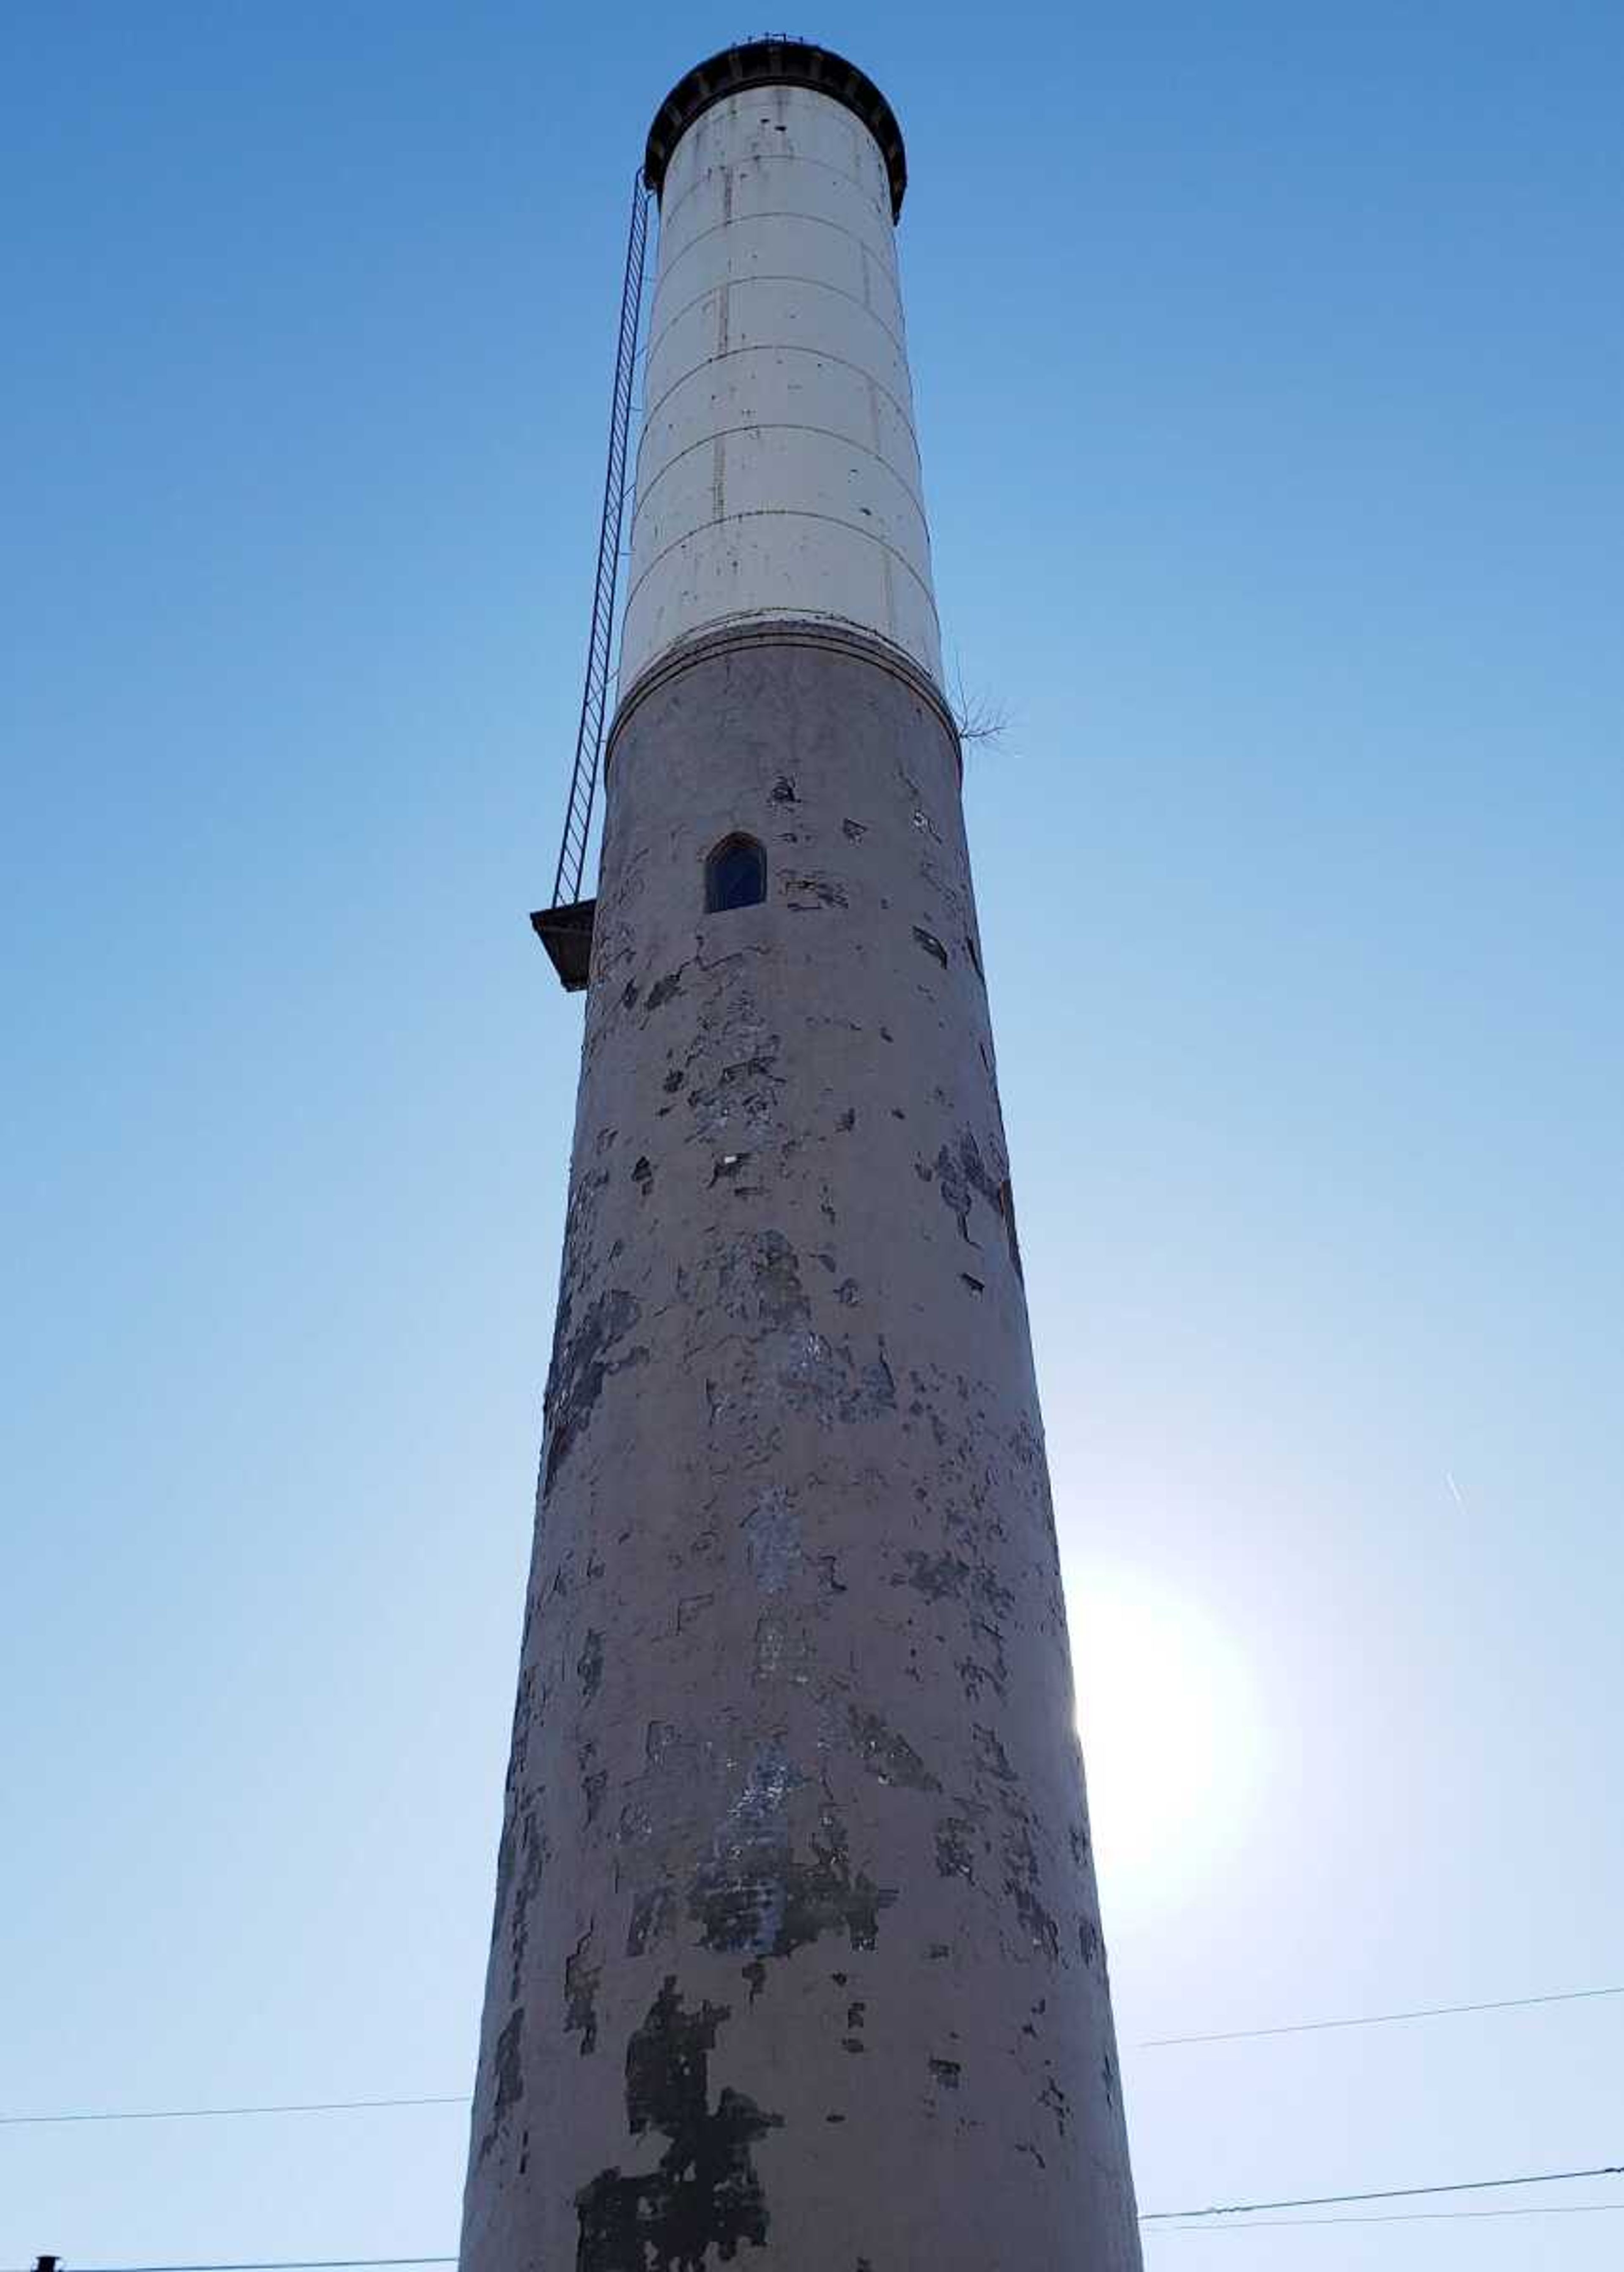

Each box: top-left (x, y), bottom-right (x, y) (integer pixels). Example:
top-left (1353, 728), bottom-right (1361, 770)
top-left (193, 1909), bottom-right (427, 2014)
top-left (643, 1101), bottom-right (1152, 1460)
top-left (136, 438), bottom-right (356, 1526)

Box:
top-left (551, 172), bottom-right (652, 910)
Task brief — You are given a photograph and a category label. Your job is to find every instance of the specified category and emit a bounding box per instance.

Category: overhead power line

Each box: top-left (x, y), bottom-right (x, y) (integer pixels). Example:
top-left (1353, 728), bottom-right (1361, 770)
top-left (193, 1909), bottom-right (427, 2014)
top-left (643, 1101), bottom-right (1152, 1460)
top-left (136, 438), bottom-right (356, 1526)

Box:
top-left (1150, 2200), bottom-right (1624, 2232)
top-left (1142, 1980), bottom-right (1624, 2049)
top-left (0, 2098), bottom-right (467, 2130)
top-left (6, 2261), bottom-right (459, 2272)
top-left (7, 1974), bottom-right (1617, 2131)
top-left (17, 2183), bottom-right (1624, 2272)
top-left (1141, 2158), bottom-right (1624, 2223)
top-left (16, 2166), bottom-right (1623, 2272)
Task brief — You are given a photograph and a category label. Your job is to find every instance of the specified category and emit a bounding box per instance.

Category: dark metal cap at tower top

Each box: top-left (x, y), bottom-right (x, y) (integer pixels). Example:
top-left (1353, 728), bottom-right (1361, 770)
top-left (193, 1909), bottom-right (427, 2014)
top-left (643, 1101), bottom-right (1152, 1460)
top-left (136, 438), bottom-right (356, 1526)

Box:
top-left (644, 38), bottom-right (907, 219)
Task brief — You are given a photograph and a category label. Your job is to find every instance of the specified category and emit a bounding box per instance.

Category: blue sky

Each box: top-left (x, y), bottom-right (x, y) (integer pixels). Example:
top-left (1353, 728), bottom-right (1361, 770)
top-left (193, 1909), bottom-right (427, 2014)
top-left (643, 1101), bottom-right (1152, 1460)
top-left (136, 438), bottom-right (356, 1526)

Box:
top-left (3, 1), bottom-right (1621, 2264)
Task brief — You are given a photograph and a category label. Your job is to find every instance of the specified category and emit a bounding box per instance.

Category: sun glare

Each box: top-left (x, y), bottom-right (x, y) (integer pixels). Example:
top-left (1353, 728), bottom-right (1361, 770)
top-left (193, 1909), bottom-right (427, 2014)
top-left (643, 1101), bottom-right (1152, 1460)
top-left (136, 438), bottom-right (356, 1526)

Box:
top-left (1062, 1563), bottom-right (1265, 1922)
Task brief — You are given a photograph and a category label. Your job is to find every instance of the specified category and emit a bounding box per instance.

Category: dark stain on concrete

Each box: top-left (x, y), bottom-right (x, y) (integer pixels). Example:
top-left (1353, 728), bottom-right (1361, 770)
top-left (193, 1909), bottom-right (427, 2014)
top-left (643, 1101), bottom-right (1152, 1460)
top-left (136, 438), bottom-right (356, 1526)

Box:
top-left (626, 1881), bottom-right (677, 1959)
top-left (477, 2006), bottom-right (524, 2163)
top-left (1005, 1822), bottom-right (1061, 1963)
top-left (565, 1927), bottom-right (601, 2056)
top-left (786, 873), bottom-right (849, 910)
top-left (575, 1978), bottom-right (782, 2272)
top-left (974, 1724), bottom-right (1019, 1784)
top-left (722, 1228), bottom-right (809, 1330)
top-left (894, 1549), bottom-right (971, 1601)
top-left (895, 1550), bottom-right (1015, 1618)
top-left (632, 1156), bottom-right (654, 1193)
top-left (645, 966), bottom-right (687, 1012)
top-left (849, 1706), bottom-right (941, 1791)
top-left (931, 1129), bottom-right (1005, 1246)
top-left (689, 1798), bottom-right (897, 1959)
top-left (999, 1176), bottom-right (1023, 1277)
top-left (934, 1817), bottom-right (976, 1881)
top-left (544, 1288), bottom-right (645, 1489)
top-left (578, 1629), bottom-right (604, 1703)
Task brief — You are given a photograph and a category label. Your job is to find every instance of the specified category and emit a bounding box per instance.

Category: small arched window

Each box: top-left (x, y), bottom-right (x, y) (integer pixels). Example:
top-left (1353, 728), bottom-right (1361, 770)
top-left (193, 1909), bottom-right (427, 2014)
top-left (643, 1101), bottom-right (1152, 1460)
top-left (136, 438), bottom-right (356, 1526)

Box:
top-left (705, 833), bottom-right (766, 914)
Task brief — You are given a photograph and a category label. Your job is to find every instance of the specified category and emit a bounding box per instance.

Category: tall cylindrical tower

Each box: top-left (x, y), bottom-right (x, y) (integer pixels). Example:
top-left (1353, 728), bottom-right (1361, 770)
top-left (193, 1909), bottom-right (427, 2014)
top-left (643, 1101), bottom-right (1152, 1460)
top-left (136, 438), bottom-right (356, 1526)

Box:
top-left (462, 40), bottom-right (1142, 2271)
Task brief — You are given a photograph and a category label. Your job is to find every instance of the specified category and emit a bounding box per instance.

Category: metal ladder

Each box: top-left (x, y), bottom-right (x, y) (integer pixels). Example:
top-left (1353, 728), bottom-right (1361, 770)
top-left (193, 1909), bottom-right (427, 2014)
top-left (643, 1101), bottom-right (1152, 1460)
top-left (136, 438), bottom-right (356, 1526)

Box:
top-left (544, 172), bottom-right (651, 950)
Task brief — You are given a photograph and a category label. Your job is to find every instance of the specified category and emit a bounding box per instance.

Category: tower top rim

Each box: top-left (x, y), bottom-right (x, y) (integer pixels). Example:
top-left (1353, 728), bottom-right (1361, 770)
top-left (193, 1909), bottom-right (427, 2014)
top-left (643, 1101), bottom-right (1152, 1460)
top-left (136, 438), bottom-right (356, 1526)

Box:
top-left (643, 39), bottom-right (908, 219)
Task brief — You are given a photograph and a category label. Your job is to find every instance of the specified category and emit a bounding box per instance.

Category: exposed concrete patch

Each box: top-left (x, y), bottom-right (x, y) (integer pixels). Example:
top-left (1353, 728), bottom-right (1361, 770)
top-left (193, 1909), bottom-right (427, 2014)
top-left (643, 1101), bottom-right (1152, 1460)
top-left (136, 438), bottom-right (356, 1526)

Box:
top-left (688, 1757), bottom-right (898, 1959)
top-left (742, 1485), bottom-right (803, 1593)
top-left (575, 1978), bottom-right (782, 2270)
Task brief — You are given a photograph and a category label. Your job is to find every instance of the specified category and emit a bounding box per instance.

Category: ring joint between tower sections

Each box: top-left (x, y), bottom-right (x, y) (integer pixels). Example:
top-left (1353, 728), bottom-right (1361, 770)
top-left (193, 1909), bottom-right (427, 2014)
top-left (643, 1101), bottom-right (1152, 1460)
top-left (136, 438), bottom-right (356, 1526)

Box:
top-left (606, 616), bottom-right (963, 783)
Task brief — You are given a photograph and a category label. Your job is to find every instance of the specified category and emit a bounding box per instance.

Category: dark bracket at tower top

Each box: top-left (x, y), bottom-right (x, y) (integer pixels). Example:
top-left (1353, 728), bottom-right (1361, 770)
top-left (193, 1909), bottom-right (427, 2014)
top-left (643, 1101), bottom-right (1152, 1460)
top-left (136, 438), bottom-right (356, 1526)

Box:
top-left (532, 898), bottom-right (596, 992)
top-left (643, 38), bottom-right (908, 220)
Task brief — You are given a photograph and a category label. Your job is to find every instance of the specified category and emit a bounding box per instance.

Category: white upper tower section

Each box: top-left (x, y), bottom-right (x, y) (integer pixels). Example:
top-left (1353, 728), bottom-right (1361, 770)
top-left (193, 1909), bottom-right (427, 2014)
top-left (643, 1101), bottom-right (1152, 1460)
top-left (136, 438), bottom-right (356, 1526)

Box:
top-left (621, 42), bottom-right (942, 695)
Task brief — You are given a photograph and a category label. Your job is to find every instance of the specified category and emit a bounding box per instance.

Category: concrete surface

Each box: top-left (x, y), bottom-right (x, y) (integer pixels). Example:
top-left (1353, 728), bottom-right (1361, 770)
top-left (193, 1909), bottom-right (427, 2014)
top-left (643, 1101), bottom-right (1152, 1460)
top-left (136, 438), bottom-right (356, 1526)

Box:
top-left (622, 82), bottom-right (941, 691)
top-left (459, 624), bottom-right (1142, 2269)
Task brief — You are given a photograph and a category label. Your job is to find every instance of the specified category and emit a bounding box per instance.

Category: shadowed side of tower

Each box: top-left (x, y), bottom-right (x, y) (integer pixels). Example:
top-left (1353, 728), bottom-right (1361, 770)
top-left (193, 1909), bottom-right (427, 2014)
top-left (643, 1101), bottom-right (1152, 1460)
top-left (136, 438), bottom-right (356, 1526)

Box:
top-left (460, 40), bottom-right (1143, 2271)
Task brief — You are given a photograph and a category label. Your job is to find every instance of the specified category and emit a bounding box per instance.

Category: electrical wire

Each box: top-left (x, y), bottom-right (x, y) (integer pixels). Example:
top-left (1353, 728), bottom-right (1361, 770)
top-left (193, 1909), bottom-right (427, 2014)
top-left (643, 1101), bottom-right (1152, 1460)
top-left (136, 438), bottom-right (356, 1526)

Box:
top-left (0, 2099), bottom-right (467, 2129)
top-left (1, 2262), bottom-right (458, 2272)
top-left (1141, 2158), bottom-right (1624, 2222)
top-left (1141, 1981), bottom-right (1624, 2049)
top-left (1150, 2200), bottom-right (1624, 2232)
top-left (15, 2194), bottom-right (1624, 2272)
top-left (16, 2179), bottom-right (1624, 2271)
top-left (7, 1976), bottom-right (1617, 2129)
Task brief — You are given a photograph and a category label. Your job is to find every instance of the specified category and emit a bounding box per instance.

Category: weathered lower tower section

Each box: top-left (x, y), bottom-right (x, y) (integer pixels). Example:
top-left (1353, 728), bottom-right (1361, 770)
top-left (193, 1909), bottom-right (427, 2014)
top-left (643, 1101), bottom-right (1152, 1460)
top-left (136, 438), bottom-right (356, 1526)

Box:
top-left (461, 41), bottom-right (1142, 2271)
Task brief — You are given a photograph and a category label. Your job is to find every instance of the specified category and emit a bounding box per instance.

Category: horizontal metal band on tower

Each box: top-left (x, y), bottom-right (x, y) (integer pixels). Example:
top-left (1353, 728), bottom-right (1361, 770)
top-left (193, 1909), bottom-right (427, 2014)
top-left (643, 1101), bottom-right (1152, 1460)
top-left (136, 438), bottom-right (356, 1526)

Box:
top-left (606, 616), bottom-right (963, 780)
